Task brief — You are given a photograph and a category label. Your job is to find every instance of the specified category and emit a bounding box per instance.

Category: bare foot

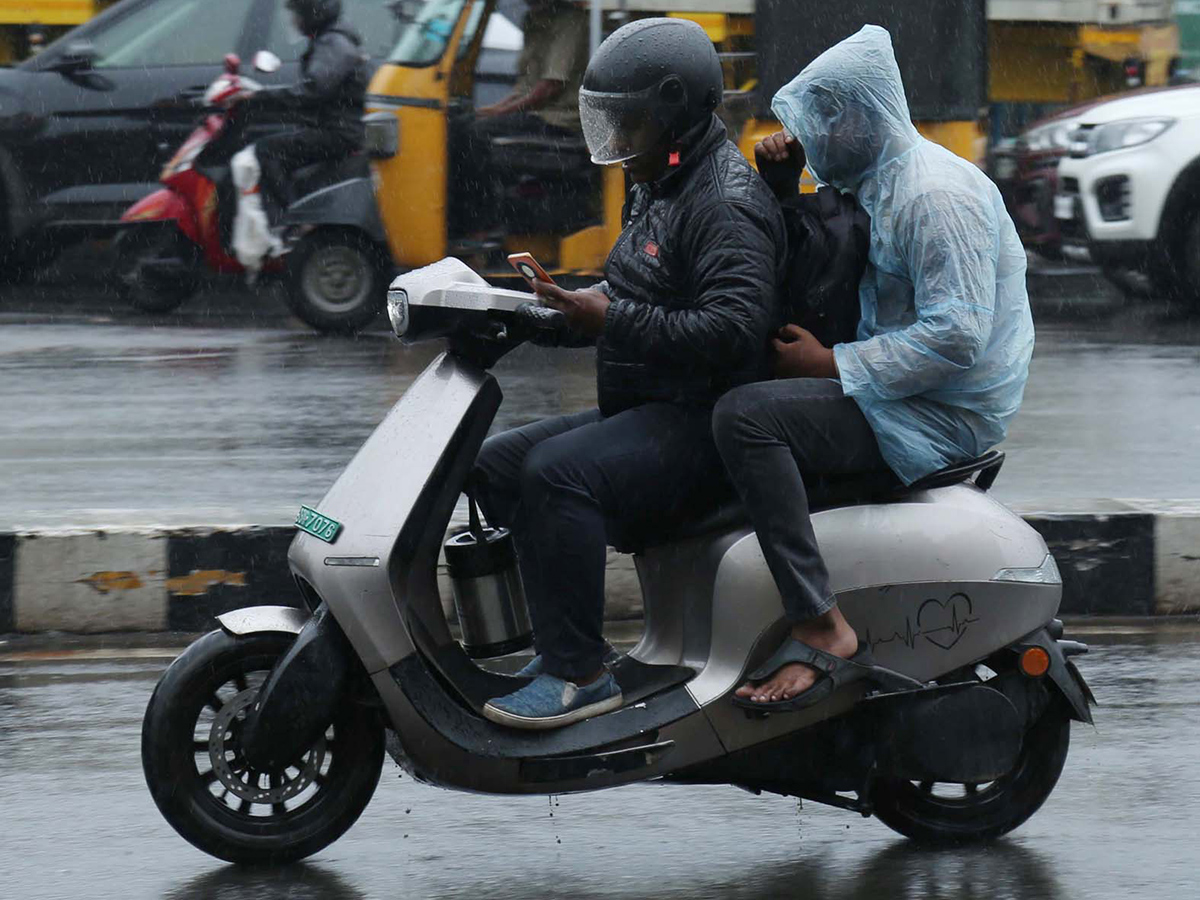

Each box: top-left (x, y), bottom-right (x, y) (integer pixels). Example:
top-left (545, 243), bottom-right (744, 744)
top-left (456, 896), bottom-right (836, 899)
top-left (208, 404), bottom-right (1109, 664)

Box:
top-left (735, 608), bottom-right (860, 704)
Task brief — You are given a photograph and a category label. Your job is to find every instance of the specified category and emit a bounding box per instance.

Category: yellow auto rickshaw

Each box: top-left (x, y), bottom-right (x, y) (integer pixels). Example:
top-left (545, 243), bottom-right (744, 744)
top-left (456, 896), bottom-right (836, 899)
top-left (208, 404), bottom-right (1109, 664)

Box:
top-left (365, 0), bottom-right (989, 281)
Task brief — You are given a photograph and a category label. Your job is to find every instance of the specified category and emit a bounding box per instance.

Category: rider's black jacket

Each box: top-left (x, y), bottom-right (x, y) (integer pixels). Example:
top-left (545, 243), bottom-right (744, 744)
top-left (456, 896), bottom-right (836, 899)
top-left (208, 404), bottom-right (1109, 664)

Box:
top-left (254, 25), bottom-right (368, 145)
top-left (594, 115), bottom-right (786, 415)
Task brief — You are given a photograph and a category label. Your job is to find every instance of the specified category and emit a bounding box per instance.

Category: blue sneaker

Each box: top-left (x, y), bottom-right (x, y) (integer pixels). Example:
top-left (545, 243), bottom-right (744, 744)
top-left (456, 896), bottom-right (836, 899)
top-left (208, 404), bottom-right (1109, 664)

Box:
top-left (483, 672), bottom-right (623, 730)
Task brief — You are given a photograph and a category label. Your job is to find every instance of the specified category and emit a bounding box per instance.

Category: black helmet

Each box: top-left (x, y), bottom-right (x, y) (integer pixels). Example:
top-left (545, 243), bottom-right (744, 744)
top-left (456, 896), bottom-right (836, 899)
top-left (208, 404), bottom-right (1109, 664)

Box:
top-left (286, 0), bottom-right (341, 34)
top-left (579, 17), bottom-right (723, 165)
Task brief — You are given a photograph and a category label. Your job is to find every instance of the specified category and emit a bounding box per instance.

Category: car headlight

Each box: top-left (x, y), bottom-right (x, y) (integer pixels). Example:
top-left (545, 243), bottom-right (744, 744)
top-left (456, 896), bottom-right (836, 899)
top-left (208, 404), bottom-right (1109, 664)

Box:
top-left (387, 286), bottom-right (409, 336)
top-left (1087, 117), bottom-right (1174, 155)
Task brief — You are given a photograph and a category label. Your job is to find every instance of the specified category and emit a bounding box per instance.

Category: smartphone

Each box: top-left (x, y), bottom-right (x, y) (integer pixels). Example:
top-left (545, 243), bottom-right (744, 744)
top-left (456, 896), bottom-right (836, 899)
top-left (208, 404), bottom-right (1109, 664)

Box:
top-left (507, 252), bottom-right (556, 287)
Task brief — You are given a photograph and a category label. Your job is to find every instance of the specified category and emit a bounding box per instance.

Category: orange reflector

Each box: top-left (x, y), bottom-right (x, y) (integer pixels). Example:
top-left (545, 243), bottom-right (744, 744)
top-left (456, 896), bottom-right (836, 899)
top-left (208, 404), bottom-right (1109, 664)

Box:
top-left (1020, 647), bottom-right (1051, 678)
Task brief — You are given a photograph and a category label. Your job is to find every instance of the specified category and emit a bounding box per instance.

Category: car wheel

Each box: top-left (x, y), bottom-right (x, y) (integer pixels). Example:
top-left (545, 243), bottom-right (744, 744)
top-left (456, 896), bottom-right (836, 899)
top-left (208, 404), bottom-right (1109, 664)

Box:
top-left (1099, 265), bottom-right (1152, 299)
top-left (284, 229), bottom-right (389, 334)
top-left (1167, 214), bottom-right (1200, 307)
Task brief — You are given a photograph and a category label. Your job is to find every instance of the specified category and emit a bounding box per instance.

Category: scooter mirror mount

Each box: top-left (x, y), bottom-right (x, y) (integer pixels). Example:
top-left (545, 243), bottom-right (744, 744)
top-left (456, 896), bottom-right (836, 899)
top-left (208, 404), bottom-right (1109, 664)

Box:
top-left (253, 50), bottom-right (282, 74)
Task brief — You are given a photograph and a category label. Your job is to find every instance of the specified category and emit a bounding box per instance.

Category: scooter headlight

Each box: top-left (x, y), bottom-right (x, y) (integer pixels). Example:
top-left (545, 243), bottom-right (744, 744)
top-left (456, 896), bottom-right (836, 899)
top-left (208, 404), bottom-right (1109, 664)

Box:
top-left (387, 286), bottom-right (409, 336)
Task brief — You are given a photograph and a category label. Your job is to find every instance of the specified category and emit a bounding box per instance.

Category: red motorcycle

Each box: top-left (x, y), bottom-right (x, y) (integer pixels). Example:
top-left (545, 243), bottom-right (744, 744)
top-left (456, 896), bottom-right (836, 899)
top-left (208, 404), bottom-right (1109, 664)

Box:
top-left (115, 52), bottom-right (392, 334)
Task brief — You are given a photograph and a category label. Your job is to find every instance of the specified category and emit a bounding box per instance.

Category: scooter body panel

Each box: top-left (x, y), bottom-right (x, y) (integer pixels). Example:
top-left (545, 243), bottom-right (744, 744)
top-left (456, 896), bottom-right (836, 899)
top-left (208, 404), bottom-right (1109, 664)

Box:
top-left (286, 174), bottom-right (387, 246)
top-left (288, 352), bottom-right (499, 675)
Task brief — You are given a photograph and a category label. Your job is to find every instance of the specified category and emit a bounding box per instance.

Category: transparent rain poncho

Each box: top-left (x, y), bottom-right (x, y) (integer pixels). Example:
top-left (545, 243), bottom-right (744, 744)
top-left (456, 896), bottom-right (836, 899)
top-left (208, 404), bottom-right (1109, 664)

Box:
top-left (772, 25), bottom-right (1034, 484)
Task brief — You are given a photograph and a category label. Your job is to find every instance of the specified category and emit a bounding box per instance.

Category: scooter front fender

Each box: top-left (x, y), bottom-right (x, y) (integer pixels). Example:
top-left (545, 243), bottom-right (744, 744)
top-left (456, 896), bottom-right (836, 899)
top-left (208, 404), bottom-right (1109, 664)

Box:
top-left (239, 602), bottom-right (358, 772)
top-left (120, 188), bottom-right (199, 243)
top-left (216, 605), bottom-right (309, 637)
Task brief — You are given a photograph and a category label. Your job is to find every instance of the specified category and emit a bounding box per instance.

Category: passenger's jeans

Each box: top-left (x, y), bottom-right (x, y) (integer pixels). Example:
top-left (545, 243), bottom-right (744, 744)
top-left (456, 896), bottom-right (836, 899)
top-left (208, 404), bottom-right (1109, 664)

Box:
top-left (471, 404), bottom-right (727, 681)
top-left (712, 379), bottom-right (889, 622)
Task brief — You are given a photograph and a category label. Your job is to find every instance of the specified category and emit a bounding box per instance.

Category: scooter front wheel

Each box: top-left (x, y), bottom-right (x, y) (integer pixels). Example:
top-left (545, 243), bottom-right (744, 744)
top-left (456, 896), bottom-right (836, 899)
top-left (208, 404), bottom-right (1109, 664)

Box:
top-left (141, 629), bottom-right (384, 864)
top-left (870, 701), bottom-right (1071, 845)
top-left (114, 227), bottom-right (200, 313)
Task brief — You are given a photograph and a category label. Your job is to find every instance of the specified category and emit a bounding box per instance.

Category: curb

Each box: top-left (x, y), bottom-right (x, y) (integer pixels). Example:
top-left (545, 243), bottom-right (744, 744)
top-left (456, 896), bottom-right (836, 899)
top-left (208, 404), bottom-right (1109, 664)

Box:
top-left (1, 502), bottom-right (1197, 634)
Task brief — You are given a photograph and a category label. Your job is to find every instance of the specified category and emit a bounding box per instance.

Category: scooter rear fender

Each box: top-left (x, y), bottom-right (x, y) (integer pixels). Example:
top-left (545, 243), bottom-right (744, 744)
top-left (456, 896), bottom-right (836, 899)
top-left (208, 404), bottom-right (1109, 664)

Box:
top-left (1011, 626), bottom-right (1095, 724)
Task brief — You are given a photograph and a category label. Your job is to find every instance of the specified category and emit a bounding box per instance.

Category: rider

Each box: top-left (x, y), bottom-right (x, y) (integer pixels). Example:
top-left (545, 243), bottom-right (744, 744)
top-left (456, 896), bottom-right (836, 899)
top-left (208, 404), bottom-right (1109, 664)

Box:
top-left (249, 0), bottom-right (368, 230)
top-left (472, 18), bottom-right (787, 730)
top-left (712, 25), bottom-right (1035, 709)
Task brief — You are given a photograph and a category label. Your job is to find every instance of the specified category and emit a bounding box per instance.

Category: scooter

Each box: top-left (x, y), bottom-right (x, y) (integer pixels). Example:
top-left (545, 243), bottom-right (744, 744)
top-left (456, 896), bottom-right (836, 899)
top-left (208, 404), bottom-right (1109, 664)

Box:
top-left (114, 51), bottom-right (393, 334)
top-left (141, 258), bottom-right (1095, 864)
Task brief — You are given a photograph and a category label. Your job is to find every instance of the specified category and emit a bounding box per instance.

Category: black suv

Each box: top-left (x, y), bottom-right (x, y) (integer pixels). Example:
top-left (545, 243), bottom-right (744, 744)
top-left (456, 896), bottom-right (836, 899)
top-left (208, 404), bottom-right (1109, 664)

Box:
top-left (0, 0), bottom-right (405, 268)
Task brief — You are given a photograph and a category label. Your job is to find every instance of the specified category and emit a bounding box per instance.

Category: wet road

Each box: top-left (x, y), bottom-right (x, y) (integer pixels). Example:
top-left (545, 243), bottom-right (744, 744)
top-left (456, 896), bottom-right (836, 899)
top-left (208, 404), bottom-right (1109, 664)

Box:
top-left (3, 280), bottom-right (1200, 527)
top-left (1, 621), bottom-right (1198, 900)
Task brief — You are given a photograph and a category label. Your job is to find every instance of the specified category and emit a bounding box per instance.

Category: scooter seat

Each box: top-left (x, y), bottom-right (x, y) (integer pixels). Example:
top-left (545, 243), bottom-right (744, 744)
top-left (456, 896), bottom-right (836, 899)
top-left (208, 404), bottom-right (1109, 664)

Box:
top-left (612, 451), bottom-right (1005, 555)
top-left (290, 155), bottom-right (370, 198)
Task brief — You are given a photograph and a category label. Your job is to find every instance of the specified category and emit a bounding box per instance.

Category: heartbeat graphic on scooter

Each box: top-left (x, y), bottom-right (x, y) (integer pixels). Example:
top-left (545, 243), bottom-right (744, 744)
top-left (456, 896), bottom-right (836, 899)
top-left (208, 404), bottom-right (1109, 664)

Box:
top-left (865, 592), bottom-right (980, 652)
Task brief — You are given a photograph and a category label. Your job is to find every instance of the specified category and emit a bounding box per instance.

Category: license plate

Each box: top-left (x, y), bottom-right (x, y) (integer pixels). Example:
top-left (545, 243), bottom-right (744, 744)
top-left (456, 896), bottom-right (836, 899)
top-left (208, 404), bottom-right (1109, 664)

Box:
top-left (1053, 194), bottom-right (1077, 220)
top-left (295, 506), bottom-right (342, 543)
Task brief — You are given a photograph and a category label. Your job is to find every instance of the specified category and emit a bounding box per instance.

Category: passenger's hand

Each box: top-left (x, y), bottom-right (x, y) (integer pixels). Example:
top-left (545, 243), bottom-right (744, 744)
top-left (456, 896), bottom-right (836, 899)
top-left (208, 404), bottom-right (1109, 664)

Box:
top-left (772, 324), bottom-right (839, 379)
top-left (533, 280), bottom-right (610, 337)
top-left (754, 131), bottom-right (806, 199)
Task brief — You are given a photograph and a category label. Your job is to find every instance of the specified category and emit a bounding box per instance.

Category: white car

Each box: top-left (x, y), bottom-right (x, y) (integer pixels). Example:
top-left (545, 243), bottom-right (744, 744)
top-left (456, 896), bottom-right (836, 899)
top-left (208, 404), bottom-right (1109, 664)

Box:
top-left (1054, 84), bottom-right (1200, 300)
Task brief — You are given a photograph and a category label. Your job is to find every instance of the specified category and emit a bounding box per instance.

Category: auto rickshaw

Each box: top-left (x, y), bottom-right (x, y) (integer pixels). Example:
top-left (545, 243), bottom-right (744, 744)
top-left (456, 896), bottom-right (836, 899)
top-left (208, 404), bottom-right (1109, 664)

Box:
top-left (367, 0), bottom-right (988, 281)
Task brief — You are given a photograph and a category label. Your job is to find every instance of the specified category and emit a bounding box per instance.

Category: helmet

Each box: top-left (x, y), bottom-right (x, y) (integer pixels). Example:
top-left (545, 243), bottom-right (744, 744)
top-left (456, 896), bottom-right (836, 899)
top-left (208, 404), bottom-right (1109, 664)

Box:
top-left (579, 17), bottom-right (723, 165)
top-left (286, 0), bottom-right (341, 34)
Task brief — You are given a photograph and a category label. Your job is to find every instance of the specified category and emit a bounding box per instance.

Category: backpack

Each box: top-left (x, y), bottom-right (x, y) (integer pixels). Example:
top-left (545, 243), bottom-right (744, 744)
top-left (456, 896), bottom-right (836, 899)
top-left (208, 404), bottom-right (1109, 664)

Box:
top-left (780, 185), bottom-right (870, 348)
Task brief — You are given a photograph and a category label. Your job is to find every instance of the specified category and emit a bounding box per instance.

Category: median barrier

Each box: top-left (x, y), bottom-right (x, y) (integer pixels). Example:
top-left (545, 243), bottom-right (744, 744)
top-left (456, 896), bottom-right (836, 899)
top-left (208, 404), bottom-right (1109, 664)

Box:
top-left (0, 500), bottom-right (1196, 634)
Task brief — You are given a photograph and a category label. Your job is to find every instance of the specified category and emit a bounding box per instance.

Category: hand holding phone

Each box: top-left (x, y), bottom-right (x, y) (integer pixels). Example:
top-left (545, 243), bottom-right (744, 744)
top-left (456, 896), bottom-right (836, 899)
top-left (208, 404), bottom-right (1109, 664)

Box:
top-left (507, 252), bottom-right (556, 288)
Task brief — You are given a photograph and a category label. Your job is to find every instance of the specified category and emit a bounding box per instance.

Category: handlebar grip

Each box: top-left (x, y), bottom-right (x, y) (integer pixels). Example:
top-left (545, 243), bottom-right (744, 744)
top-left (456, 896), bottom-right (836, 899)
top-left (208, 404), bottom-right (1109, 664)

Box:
top-left (515, 301), bottom-right (567, 332)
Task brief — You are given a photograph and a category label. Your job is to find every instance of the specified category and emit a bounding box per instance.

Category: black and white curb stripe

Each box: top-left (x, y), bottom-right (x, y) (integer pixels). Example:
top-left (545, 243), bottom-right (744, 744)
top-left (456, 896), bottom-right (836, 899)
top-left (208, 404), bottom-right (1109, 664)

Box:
top-left (0, 502), bottom-right (1196, 633)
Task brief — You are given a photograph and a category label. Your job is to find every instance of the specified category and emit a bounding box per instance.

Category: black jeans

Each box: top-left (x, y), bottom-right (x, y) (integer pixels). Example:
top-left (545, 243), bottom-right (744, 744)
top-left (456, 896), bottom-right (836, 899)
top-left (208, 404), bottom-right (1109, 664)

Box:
top-left (712, 378), bottom-right (889, 622)
top-left (255, 128), bottom-right (355, 227)
top-left (472, 404), bottom-right (727, 681)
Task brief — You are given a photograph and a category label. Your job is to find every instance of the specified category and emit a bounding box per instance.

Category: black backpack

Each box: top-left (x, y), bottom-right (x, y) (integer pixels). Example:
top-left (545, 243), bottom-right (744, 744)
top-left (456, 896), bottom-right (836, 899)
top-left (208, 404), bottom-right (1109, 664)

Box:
top-left (780, 185), bottom-right (870, 348)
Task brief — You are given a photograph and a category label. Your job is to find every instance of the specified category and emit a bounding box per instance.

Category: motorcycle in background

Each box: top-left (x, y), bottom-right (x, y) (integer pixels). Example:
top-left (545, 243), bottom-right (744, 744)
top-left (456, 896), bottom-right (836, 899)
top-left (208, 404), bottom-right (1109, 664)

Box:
top-left (114, 51), bottom-right (395, 334)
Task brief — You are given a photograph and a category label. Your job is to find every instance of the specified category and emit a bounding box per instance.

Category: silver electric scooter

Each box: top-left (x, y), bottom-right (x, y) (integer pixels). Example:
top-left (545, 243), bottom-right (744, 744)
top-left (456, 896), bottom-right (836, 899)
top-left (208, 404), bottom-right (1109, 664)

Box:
top-left (142, 258), bottom-right (1095, 864)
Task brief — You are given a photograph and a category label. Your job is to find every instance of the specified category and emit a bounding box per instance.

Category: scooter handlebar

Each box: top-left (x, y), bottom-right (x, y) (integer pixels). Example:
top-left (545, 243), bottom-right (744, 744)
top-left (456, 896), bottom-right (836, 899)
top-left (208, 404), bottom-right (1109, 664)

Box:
top-left (514, 301), bottom-right (568, 334)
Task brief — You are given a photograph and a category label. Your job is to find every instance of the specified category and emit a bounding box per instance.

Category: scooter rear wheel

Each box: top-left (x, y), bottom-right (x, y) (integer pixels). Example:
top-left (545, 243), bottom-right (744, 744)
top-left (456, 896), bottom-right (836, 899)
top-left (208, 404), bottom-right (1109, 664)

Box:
top-left (284, 229), bottom-right (389, 334)
top-left (870, 701), bottom-right (1071, 845)
top-left (141, 629), bottom-right (384, 864)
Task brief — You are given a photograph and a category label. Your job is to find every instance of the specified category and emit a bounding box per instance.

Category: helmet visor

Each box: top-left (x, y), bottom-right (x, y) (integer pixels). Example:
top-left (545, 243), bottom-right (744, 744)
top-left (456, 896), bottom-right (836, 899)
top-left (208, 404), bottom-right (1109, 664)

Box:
top-left (579, 87), bottom-right (669, 165)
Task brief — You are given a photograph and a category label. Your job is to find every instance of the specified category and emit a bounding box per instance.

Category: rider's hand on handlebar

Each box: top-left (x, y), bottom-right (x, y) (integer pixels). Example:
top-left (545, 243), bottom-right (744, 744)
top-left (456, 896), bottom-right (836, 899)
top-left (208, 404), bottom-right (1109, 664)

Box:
top-left (533, 280), bottom-right (610, 337)
top-left (772, 324), bottom-right (839, 379)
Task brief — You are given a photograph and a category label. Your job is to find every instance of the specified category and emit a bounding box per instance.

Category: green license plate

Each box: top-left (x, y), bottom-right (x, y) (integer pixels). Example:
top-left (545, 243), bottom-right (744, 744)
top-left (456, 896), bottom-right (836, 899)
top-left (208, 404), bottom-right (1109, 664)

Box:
top-left (295, 506), bottom-right (343, 543)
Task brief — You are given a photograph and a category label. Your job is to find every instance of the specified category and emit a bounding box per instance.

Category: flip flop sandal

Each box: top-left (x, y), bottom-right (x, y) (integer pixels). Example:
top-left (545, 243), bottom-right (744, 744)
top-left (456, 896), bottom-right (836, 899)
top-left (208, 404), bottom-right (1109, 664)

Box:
top-left (732, 638), bottom-right (879, 712)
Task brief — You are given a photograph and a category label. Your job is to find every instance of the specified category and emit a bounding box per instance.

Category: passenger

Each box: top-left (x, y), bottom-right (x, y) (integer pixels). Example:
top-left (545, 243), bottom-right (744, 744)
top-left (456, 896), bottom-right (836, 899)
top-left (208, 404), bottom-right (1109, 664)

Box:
top-left (713, 25), bottom-right (1035, 708)
top-left (472, 19), bottom-right (786, 730)
top-left (249, 0), bottom-right (368, 230)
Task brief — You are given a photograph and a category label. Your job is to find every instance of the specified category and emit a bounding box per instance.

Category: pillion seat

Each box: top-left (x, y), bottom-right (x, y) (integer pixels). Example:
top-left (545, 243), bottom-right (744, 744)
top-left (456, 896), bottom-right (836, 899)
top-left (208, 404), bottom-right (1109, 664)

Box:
top-left (609, 451), bottom-right (1006, 556)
